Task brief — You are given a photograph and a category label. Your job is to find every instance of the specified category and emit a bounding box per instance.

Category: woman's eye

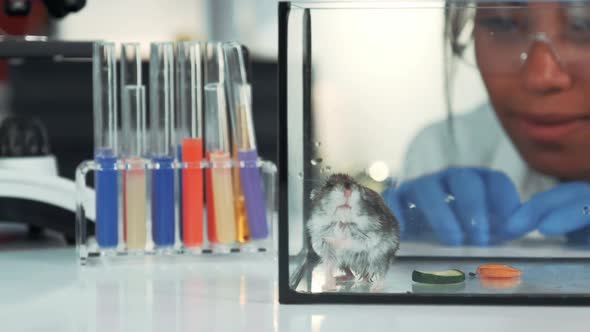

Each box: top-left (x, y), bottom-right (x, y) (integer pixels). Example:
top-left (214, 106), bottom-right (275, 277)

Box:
top-left (568, 17), bottom-right (590, 33)
top-left (563, 6), bottom-right (590, 42)
top-left (477, 16), bottom-right (522, 33)
top-left (563, 16), bottom-right (590, 44)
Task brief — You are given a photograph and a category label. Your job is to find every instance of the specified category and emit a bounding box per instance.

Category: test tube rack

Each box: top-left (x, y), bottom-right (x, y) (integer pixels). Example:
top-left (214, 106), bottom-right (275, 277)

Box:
top-left (77, 40), bottom-right (277, 265)
top-left (75, 158), bottom-right (277, 265)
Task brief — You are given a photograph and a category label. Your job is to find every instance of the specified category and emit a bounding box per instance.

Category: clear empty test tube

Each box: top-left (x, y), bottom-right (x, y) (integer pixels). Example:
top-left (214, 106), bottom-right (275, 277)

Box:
top-left (93, 41), bottom-right (120, 251)
top-left (149, 42), bottom-right (177, 251)
top-left (223, 43), bottom-right (269, 243)
top-left (205, 82), bottom-right (236, 249)
top-left (204, 42), bottom-right (223, 245)
top-left (176, 42), bottom-right (204, 250)
top-left (120, 43), bottom-right (148, 252)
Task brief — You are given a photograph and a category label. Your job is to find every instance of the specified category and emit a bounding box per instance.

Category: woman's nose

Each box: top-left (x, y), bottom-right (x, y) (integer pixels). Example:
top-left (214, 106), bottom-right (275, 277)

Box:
top-left (521, 40), bottom-right (572, 94)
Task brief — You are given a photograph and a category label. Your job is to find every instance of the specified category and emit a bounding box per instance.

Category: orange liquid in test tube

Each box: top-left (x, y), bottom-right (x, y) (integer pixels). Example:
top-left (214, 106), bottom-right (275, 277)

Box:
top-left (182, 138), bottom-right (204, 247)
top-left (233, 144), bottom-right (250, 243)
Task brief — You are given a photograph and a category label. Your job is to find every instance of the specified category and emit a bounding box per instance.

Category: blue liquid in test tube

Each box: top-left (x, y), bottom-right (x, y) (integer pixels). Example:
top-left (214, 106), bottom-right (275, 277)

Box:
top-left (95, 150), bottom-right (119, 247)
top-left (93, 42), bottom-right (119, 249)
top-left (152, 156), bottom-right (175, 246)
top-left (149, 42), bottom-right (177, 248)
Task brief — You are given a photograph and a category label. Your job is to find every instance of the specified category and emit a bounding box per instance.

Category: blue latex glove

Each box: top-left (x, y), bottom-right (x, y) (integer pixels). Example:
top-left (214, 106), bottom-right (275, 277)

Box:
top-left (382, 167), bottom-right (521, 246)
top-left (503, 182), bottom-right (590, 245)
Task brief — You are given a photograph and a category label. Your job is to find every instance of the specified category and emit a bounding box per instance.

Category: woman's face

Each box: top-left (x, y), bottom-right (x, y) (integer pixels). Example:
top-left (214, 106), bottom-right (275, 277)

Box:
top-left (474, 2), bottom-right (590, 181)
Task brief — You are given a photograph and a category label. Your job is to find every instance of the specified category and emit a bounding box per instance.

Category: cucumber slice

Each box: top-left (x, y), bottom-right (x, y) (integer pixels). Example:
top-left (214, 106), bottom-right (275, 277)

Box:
top-left (412, 269), bottom-right (466, 284)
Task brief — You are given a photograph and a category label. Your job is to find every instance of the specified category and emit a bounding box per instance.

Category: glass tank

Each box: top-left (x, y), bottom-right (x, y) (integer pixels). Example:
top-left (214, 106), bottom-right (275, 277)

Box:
top-left (278, 0), bottom-right (590, 304)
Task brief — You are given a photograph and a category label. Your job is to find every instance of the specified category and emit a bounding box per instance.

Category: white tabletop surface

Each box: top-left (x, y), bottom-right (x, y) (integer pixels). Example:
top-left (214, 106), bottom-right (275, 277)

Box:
top-left (1, 225), bottom-right (589, 332)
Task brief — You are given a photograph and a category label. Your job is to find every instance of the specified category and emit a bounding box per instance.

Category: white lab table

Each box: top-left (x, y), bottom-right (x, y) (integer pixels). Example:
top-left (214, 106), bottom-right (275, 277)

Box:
top-left (0, 227), bottom-right (589, 332)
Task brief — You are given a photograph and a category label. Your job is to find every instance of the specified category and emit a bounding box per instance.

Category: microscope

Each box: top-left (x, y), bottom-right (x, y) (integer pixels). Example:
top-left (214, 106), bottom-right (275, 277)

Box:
top-left (0, 0), bottom-right (94, 243)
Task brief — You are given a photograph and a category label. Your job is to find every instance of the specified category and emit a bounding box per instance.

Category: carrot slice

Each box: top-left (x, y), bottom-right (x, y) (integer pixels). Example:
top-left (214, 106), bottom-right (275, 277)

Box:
top-left (476, 264), bottom-right (522, 278)
top-left (478, 277), bottom-right (522, 290)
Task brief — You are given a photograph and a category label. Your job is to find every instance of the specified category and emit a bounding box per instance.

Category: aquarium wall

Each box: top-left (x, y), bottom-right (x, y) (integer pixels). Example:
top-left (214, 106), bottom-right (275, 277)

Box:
top-left (279, 0), bottom-right (590, 304)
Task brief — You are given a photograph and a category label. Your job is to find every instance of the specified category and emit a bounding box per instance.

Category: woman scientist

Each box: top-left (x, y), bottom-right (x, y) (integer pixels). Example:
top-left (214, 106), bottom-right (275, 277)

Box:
top-left (383, 1), bottom-right (590, 246)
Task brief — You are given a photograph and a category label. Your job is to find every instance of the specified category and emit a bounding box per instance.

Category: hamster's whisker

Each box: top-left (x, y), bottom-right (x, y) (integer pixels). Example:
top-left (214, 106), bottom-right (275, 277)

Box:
top-left (350, 226), bottom-right (370, 239)
top-left (321, 222), bottom-right (337, 232)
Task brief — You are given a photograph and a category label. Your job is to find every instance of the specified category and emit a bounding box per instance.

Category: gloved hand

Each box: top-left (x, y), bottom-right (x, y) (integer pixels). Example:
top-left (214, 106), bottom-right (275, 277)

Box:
top-left (382, 167), bottom-right (521, 246)
top-left (502, 182), bottom-right (590, 245)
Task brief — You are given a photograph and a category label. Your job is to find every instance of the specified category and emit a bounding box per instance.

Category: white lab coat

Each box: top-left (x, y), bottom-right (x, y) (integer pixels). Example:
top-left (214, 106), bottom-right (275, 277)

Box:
top-left (400, 103), bottom-right (558, 201)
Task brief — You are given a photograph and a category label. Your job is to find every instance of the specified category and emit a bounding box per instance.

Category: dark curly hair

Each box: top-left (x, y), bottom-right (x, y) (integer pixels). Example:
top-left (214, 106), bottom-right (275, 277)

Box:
top-left (443, 1), bottom-right (476, 114)
top-left (441, 1), bottom-right (478, 158)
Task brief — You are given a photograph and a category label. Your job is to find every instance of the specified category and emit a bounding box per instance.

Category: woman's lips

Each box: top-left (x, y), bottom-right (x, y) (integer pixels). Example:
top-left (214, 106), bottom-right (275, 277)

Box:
top-left (514, 114), bottom-right (590, 142)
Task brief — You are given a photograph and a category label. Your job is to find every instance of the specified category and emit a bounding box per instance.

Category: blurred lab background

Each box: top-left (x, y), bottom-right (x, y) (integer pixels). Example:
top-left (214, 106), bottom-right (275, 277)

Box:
top-left (2, 0), bottom-right (278, 180)
top-left (0, 0), bottom-right (279, 247)
top-left (1, 0), bottom-right (489, 185)
top-left (0, 0), bottom-right (488, 246)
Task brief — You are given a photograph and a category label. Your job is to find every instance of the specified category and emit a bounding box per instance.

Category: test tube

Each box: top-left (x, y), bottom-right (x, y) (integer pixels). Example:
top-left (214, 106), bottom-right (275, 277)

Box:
top-left (234, 84), bottom-right (268, 240)
top-left (120, 43), bottom-right (147, 251)
top-left (149, 42), bottom-right (176, 249)
top-left (232, 141), bottom-right (250, 243)
top-left (93, 41), bottom-right (119, 249)
top-left (205, 82), bottom-right (236, 245)
top-left (176, 42), bottom-right (204, 248)
top-left (203, 42), bottom-right (223, 245)
top-left (223, 43), bottom-right (268, 240)
top-left (223, 45), bottom-right (251, 244)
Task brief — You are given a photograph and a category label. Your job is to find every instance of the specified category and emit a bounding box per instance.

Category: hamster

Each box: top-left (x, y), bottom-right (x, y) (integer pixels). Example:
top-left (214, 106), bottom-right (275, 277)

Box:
top-left (307, 173), bottom-right (400, 283)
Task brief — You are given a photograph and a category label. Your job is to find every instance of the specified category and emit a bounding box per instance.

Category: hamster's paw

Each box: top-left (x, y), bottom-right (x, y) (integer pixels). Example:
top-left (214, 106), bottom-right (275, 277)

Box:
top-left (334, 267), bottom-right (355, 282)
top-left (370, 279), bottom-right (385, 293)
top-left (322, 274), bottom-right (338, 291)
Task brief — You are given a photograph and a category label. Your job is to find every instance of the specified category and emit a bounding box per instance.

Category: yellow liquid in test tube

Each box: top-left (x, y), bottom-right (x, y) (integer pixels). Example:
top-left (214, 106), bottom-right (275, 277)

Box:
top-left (233, 143), bottom-right (250, 243)
top-left (210, 151), bottom-right (237, 244)
top-left (124, 158), bottom-right (147, 250)
top-left (235, 195), bottom-right (249, 243)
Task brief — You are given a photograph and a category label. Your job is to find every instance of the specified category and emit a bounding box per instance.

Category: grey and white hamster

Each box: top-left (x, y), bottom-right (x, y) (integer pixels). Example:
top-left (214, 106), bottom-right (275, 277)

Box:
top-left (307, 173), bottom-right (400, 283)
